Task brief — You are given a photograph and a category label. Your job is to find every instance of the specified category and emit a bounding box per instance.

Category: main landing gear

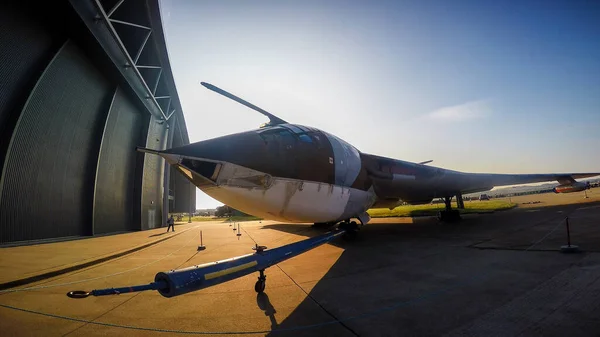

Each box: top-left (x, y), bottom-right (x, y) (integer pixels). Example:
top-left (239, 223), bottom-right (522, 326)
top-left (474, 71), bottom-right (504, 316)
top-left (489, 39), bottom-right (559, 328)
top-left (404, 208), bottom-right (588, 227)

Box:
top-left (437, 195), bottom-right (462, 222)
top-left (338, 219), bottom-right (361, 239)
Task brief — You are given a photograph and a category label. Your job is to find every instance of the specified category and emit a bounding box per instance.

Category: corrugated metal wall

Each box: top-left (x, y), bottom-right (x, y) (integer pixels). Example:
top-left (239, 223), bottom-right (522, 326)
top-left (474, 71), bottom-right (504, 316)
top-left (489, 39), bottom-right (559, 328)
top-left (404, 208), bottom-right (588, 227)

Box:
top-left (0, 4), bottom-right (63, 185)
top-left (93, 87), bottom-right (146, 234)
top-left (140, 115), bottom-right (168, 230)
top-left (0, 2), bottom-right (192, 244)
top-left (170, 169), bottom-right (193, 213)
top-left (0, 41), bottom-right (112, 243)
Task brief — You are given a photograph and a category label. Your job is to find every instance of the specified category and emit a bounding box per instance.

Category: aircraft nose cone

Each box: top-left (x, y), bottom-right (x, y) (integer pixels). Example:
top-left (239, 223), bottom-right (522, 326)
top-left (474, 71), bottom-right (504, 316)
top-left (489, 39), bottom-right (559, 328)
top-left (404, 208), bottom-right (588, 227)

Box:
top-left (164, 131), bottom-right (266, 170)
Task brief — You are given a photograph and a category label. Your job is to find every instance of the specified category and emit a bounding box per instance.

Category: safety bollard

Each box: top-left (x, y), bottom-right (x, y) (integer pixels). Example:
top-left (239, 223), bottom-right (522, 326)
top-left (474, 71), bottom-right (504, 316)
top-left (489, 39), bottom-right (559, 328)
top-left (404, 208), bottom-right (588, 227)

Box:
top-left (560, 216), bottom-right (580, 253)
top-left (197, 230), bottom-right (206, 251)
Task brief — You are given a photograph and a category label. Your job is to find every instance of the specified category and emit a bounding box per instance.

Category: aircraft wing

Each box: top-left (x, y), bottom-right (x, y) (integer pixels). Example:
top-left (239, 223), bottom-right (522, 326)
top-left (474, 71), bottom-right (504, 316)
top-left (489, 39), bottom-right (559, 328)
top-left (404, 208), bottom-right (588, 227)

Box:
top-left (460, 172), bottom-right (595, 187)
top-left (362, 153), bottom-right (600, 202)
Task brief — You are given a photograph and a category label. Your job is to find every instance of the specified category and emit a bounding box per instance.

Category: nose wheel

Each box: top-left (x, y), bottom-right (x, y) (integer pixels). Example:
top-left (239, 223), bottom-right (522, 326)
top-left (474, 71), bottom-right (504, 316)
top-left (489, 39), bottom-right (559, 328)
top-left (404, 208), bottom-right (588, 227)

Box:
top-left (338, 220), bottom-right (360, 240)
top-left (255, 269), bottom-right (266, 293)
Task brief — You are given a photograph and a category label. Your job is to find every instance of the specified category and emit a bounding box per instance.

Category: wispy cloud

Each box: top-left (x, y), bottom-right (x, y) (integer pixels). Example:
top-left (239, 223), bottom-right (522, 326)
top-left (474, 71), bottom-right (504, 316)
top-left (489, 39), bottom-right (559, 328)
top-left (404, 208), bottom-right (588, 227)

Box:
top-left (427, 100), bottom-right (491, 121)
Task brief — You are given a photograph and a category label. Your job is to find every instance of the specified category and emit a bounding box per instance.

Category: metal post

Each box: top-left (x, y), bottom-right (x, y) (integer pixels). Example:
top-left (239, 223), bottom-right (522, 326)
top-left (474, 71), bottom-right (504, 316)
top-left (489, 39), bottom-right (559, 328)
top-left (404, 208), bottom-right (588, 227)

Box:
top-left (566, 217), bottom-right (571, 247)
top-left (197, 230), bottom-right (205, 251)
top-left (560, 216), bottom-right (579, 253)
top-left (189, 183), bottom-right (193, 223)
top-left (162, 117), bottom-right (174, 229)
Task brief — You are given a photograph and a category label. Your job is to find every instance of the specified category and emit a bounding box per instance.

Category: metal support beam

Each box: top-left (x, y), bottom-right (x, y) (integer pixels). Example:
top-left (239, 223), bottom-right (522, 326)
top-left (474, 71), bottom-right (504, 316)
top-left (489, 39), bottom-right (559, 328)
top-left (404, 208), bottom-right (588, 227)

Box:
top-left (133, 30), bottom-right (152, 64)
top-left (106, 0), bottom-right (125, 17)
top-left (88, 0), bottom-right (168, 120)
top-left (153, 68), bottom-right (162, 95)
top-left (162, 115), bottom-right (175, 228)
top-left (165, 98), bottom-right (171, 117)
top-left (166, 109), bottom-right (175, 120)
top-left (109, 18), bottom-right (151, 30)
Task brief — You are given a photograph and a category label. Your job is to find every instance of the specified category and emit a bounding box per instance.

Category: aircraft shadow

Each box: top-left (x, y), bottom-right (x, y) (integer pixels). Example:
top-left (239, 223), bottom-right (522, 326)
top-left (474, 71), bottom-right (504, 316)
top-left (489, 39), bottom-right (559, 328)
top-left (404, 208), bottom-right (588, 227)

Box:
top-left (263, 204), bottom-right (600, 336)
top-left (262, 217), bottom-right (471, 336)
top-left (260, 216), bottom-right (477, 249)
top-left (257, 293), bottom-right (279, 329)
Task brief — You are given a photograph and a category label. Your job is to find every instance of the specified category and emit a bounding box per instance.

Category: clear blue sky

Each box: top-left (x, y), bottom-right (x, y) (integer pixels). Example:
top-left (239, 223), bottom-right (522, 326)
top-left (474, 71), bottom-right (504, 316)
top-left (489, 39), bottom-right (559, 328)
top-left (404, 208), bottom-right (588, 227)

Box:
top-left (159, 0), bottom-right (600, 209)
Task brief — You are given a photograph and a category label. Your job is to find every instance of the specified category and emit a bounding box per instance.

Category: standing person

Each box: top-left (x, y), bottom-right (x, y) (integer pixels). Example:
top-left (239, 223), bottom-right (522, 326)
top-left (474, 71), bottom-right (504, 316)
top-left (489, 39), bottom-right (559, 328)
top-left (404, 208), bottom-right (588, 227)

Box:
top-left (167, 215), bottom-right (175, 232)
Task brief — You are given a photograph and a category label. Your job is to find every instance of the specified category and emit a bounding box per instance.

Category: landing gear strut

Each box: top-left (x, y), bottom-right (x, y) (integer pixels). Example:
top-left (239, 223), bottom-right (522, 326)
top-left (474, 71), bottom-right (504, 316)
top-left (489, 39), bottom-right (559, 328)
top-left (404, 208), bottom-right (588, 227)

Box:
top-left (252, 244), bottom-right (268, 293)
top-left (338, 220), bottom-right (360, 239)
top-left (456, 193), bottom-right (465, 209)
top-left (437, 196), bottom-right (461, 222)
top-left (255, 269), bottom-right (266, 293)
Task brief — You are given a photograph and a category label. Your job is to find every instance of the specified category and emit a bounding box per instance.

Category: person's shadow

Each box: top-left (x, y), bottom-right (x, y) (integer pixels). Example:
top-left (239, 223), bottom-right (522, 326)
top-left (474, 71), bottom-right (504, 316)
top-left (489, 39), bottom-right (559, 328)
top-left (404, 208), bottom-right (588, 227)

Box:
top-left (257, 293), bottom-right (278, 329)
top-left (148, 232), bottom-right (169, 238)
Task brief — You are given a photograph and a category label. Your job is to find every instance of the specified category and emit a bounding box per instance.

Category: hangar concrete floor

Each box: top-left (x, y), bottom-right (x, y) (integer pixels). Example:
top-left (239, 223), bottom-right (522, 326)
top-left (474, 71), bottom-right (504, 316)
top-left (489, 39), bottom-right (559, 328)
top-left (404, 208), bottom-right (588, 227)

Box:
top-left (1, 191), bottom-right (600, 336)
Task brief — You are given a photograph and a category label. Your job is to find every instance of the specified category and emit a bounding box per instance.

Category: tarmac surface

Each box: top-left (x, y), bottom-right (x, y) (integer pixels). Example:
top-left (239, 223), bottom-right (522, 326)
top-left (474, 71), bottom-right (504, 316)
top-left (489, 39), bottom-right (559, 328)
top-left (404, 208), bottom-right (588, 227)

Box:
top-left (1, 190), bottom-right (600, 336)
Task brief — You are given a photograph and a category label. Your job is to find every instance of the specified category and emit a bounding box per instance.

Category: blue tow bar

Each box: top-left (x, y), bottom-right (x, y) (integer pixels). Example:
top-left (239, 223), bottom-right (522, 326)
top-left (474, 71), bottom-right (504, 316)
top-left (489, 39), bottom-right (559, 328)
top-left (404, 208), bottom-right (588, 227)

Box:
top-left (68, 228), bottom-right (346, 298)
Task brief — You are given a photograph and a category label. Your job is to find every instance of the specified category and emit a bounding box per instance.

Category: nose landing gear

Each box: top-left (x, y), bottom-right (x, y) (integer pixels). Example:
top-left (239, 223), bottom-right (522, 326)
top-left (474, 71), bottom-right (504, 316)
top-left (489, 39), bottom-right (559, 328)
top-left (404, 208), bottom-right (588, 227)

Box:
top-left (255, 269), bottom-right (266, 293)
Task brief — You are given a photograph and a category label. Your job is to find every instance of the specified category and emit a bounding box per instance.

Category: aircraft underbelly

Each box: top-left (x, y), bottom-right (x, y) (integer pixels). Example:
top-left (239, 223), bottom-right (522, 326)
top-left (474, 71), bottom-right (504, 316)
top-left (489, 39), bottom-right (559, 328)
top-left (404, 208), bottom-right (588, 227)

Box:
top-left (202, 178), bottom-right (372, 223)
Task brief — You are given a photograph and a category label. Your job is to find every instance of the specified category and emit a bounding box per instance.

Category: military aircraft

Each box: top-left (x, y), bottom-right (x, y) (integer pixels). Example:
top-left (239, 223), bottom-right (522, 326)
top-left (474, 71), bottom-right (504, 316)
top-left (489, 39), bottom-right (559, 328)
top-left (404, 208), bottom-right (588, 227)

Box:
top-left (138, 82), bottom-right (599, 227)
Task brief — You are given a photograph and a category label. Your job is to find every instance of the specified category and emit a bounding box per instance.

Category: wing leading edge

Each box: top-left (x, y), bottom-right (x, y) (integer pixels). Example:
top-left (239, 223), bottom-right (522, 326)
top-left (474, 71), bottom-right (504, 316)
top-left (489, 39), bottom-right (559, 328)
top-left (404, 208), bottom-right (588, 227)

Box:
top-left (467, 172), bottom-right (599, 188)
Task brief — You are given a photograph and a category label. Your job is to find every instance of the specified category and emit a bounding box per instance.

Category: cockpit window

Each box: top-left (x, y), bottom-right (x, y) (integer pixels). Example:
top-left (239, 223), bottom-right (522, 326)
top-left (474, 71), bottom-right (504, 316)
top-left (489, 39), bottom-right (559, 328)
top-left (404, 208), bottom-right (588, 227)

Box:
top-left (279, 129), bottom-right (295, 141)
top-left (257, 126), bottom-right (284, 134)
top-left (295, 125), bottom-right (311, 132)
top-left (298, 134), bottom-right (312, 143)
top-left (258, 124), bottom-right (320, 147)
top-left (282, 124), bottom-right (304, 134)
top-left (257, 127), bottom-right (297, 146)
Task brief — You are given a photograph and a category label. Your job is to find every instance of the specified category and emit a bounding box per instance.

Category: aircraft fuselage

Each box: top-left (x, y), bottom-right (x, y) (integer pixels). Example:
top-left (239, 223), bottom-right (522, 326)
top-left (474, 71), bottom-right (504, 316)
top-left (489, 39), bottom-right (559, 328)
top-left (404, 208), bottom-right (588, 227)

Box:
top-left (163, 124), bottom-right (377, 224)
top-left (140, 82), bottom-right (600, 225)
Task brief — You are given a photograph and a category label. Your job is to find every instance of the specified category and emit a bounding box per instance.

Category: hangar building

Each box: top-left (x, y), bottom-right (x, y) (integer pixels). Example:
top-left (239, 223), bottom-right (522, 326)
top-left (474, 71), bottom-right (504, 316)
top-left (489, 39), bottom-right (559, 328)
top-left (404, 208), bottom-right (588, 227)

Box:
top-left (0, 0), bottom-right (195, 244)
